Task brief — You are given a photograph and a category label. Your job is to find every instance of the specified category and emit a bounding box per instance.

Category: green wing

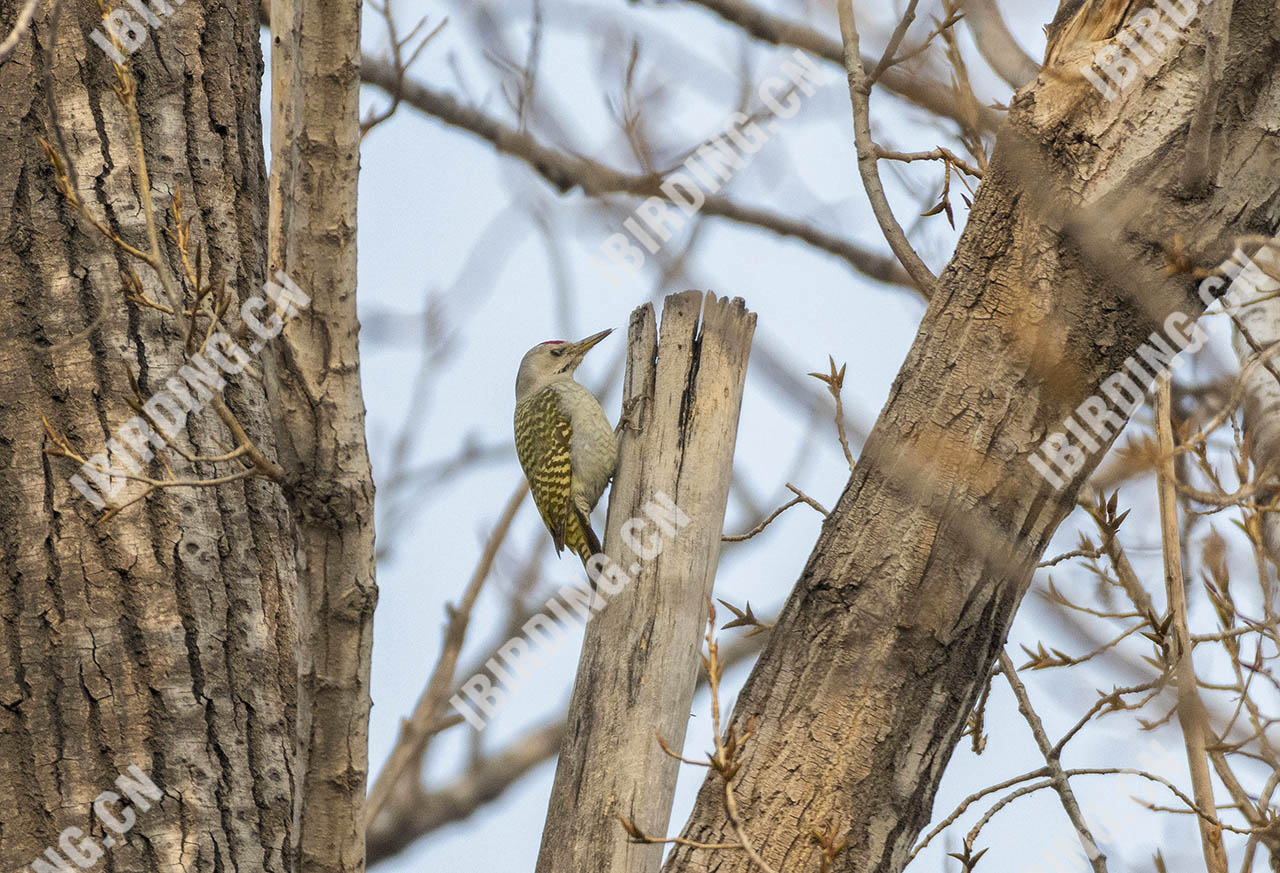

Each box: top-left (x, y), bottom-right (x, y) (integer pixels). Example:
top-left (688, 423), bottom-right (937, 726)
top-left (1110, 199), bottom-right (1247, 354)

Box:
top-left (515, 388), bottom-right (597, 562)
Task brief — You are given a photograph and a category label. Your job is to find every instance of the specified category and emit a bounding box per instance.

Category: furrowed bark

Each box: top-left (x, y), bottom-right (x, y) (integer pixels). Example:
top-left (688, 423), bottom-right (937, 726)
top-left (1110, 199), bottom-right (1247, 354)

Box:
top-left (0, 1), bottom-right (296, 871)
top-left (664, 3), bottom-right (1280, 871)
top-left (534, 291), bottom-right (756, 873)
top-left (267, 0), bottom-right (376, 870)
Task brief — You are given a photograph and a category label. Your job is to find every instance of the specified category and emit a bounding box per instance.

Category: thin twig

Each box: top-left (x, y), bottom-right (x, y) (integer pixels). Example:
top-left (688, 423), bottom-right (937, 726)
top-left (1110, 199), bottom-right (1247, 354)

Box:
top-left (0, 0), bottom-right (41, 63)
top-left (837, 0), bottom-right (938, 296)
top-left (867, 0), bottom-right (922, 84)
top-left (722, 482), bottom-right (826, 542)
top-left (1049, 681), bottom-right (1163, 760)
top-left (1037, 545), bottom-right (1103, 569)
top-left (704, 604), bottom-right (780, 873)
top-left (1155, 374), bottom-right (1230, 873)
top-left (1061, 768), bottom-right (1266, 836)
top-left (875, 145), bottom-right (984, 179)
top-left (364, 482), bottom-right (528, 826)
top-left (907, 767), bottom-right (1051, 861)
top-left (809, 357), bottom-right (856, 472)
top-left (999, 651), bottom-right (1108, 872)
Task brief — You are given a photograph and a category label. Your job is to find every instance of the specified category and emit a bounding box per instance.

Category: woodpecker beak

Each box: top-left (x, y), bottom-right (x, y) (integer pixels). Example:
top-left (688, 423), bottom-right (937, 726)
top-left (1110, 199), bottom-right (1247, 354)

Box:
top-left (564, 329), bottom-right (612, 364)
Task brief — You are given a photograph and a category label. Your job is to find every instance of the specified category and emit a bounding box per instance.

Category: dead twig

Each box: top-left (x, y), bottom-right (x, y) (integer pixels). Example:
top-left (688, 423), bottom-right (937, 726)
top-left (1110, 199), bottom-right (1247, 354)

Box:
top-left (364, 482), bottom-right (528, 826)
top-left (722, 482), bottom-right (826, 542)
top-left (1155, 374), bottom-right (1230, 873)
top-left (0, 0), bottom-right (41, 63)
top-left (836, 0), bottom-right (938, 297)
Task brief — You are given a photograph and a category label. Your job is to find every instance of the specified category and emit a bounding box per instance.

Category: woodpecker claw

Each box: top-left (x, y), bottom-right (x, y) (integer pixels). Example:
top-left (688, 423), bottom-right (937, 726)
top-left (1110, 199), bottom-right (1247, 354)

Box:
top-left (617, 394), bottom-right (648, 433)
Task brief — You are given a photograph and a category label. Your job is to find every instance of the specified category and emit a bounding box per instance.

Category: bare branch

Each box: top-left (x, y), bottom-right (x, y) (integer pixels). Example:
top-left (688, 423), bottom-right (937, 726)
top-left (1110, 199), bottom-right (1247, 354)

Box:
top-left (998, 651), bottom-right (1108, 872)
top-left (677, 0), bottom-right (1002, 131)
top-left (365, 483), bottom-right (527, 828)
top-left (357, 57), bottom-right (915, 291)
top-left (837, 1), bottom-right (938, 297)
top-left (1154, 374), bottom-right (1230, 873)
top-left (722, 482), bottom-right (827, 544)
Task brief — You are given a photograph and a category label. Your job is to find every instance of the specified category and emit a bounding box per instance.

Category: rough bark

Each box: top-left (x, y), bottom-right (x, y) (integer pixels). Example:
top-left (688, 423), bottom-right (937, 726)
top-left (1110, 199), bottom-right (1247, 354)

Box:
top-left (663, 3), bottom-right (1280, 871)
top-left (535, 292), bottom-right (755, 873)
top-left (266, 0), bottom-right (376, 870)
top-left (0, 1), bottom-right (297, 871)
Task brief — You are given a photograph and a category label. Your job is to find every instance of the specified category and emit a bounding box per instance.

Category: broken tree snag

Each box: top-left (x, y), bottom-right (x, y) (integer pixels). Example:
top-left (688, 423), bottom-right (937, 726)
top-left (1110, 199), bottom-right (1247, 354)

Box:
top-left (534, 291), bottom-right (756, 873)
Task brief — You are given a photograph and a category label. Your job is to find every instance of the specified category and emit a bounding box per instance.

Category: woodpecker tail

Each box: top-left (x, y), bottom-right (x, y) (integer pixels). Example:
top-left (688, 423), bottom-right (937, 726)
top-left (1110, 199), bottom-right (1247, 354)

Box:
top-left (574, 512), bottom-right (604, 593)
top-left (567, 507), bottom-right (602, 569)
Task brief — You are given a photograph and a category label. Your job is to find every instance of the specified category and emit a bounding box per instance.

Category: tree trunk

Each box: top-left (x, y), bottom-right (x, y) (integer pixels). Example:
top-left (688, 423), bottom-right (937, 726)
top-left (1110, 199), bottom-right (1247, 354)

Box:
top-left (0, 2), bottom-right (298, 871)
top-left (663, 2), bottom-right (1280, 871)
top-left (267, 0), bottom-right (376, 870)
top-left (535, 292), bottom-right (755, 873)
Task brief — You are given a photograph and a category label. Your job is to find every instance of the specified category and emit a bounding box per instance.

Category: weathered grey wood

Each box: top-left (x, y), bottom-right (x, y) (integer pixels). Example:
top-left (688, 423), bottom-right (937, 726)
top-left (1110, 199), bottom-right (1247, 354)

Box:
top-left (534, 291), bottom-right (756, 873)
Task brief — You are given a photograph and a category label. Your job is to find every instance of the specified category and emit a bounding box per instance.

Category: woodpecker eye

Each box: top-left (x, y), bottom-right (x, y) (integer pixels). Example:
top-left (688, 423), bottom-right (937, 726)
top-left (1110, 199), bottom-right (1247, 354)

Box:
top-left (549, 348), bottom-right (563, 357)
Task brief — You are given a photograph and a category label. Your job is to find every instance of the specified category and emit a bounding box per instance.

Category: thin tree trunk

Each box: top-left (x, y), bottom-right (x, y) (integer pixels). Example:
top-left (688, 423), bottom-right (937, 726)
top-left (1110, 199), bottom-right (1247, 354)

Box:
top-left (0, 1), bottom-right (297, 871)
top-left (267, 0), bottom-right (376, 870)
top-left (663, 3), bottom-right (1280, 871)
top-left (535, 292), bottom-right (755, 873)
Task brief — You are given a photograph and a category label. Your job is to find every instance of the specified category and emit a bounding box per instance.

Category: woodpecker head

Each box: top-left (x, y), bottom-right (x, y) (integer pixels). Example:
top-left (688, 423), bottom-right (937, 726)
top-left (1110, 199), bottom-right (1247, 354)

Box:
top-left (515, 329), bottom-right (612, 400)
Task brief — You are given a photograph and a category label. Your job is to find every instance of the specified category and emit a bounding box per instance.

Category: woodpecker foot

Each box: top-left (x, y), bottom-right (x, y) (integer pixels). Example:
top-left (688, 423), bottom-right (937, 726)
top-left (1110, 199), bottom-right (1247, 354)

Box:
top-left (617, 394), bottom-right (648, 434)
